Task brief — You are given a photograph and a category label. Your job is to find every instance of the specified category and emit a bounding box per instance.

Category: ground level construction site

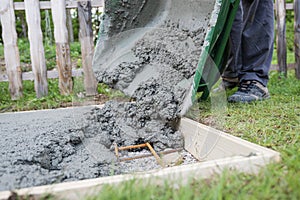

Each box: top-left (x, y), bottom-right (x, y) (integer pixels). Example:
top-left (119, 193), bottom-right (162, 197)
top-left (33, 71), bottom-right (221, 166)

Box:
top-left (0, 0), bottom-right (287, 199)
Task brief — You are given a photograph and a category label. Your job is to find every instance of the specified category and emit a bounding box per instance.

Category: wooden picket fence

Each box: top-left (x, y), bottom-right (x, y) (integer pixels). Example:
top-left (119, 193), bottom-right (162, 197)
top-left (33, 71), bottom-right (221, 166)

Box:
top-left (1, 1), bottom-right (300, 100)
top-left (275, 1), bottom-right (300, 78)
top-left (0, 0), bottom-right (103, 100)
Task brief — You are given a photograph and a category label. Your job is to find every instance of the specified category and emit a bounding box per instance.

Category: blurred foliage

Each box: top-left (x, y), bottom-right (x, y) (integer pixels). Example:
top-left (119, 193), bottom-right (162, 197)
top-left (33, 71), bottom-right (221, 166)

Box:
top-left (284, 0), bottom-right (295, 52)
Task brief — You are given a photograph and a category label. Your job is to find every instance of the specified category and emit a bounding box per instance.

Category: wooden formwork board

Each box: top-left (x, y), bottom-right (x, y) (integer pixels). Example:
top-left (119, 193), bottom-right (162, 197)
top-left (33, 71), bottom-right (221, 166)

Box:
top-left (0, 108), bottom-right (280, 200)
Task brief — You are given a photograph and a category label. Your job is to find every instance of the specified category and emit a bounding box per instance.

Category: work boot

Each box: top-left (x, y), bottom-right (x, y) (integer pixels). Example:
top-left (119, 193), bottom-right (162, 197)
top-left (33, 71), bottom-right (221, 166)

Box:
top-left (213, 77), bottom-right (238, 92)
top-left (228, 80), bottom-right (270, 103)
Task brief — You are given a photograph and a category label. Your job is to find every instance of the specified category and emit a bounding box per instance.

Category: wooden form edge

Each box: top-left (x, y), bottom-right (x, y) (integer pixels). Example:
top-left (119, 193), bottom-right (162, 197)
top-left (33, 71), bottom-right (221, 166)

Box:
top-left (0, 104), bottom-right (104, 115)
top-left (0, 118), bottom-right (280, 200)
top-left (0, 155), bottom-right (280, 199)
top-left (180, 117), bottom-right (281, 161)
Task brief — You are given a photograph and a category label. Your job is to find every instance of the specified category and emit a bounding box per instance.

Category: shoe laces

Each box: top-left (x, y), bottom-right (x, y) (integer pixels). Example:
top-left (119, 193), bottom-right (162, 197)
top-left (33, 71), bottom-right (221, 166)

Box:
top-left (238, 81), bottom-right (257, 92)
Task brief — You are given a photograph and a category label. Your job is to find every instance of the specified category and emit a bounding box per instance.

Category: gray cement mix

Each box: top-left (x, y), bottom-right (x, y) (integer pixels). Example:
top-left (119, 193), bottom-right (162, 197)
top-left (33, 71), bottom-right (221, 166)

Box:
top-left (0, 107), bottom-right (112, 191)
top-left (92, 0), bottom-right (212, 151)
top-left (0, 0), bottom-right (215, 191)
top-left (0, 106), bottom-right (196, 191)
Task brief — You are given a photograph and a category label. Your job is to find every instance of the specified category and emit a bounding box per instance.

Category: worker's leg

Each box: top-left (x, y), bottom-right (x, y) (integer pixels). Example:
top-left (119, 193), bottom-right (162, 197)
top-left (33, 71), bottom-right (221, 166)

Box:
top-left (228, 0), bottom-right (274, 103)
top-left (239, 0), bottom-right (274, 87)
top-left (223, 2), bottom-right (243, 79)
top-left (219, 2), bottom-right (243, 89)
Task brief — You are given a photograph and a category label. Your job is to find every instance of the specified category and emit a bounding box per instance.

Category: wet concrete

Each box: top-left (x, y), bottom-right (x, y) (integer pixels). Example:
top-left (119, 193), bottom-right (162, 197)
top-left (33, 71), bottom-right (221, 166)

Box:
top-left (0, 0), bottom-right (215, 191)
top-left (0, 107), bottom-right (114, 191)
top-left (92, 0), bottom-right (213, 150)
top-left (0, 106), bottom-right (196, 191)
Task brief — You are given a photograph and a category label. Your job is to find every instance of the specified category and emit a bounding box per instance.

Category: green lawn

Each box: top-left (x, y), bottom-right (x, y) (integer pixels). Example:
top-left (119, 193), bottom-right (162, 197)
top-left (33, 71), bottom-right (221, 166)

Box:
top-left (0, 79), bottom-right (73, 112)
top-left (0, 78), bottom-right (125, 113)
top-left (84, 70), bottom-right (300, 200)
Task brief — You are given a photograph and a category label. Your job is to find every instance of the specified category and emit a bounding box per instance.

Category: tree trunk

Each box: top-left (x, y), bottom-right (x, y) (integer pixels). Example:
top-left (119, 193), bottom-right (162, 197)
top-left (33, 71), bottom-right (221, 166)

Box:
top-left (78, 1), bottom-right (98, 96)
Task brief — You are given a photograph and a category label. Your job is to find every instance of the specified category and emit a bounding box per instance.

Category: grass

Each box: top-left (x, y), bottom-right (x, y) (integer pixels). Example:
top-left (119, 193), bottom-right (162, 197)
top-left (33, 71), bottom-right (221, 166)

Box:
top-left (0, 79), bottom-right (72, 112)
top-left (83, 70), bottom-right (300, 200)
top-left (0, 78), bottom-right (126, 113)
top-left (85, 165), bottom-right (299, 200)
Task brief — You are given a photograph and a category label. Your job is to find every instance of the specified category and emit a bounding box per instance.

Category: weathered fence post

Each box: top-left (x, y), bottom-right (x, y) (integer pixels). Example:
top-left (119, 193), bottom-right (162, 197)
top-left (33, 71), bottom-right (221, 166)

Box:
top-left (295, 0), bottom-right (300, 79)
top-left (24, 0), bottom-right (48, 98)
top-left (0, 0), bottom-right (23, 100)
top-left (66, 9), bottom-right (74, 43)
top-left (51, 0), bottom-right (73, 95)
top-left (78, 1), bottom-right (98, 96)
top-left (275, 0), bottom-right (287, 77)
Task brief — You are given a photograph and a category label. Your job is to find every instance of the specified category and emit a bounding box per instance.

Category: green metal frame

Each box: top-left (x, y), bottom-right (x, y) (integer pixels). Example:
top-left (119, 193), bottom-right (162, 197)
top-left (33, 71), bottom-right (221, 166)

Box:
top-left (192, 0), bottom-right (240, 101)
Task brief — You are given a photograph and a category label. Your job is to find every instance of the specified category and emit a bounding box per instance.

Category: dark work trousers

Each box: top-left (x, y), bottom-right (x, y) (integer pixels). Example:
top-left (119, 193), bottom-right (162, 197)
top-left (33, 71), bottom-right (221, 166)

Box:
top-left (222, 0), bottom-right (274, 87)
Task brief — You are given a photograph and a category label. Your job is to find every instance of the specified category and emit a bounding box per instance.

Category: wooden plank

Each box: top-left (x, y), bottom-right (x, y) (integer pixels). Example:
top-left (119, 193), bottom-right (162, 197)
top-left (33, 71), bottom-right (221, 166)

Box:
top-left (295, 0), bottom-right (300, 79)
top-left (270, 63), bottom-right (295, 71)
top-left (0, 155), bottom-right (280, 200)
top-left (274, 3), bottom-right (293, 10)
top-left (51, 0), bottom-right (73, 95)
top-left (0, 0), bottom-right (23, 100)
top-left (14, 0), bottom-right (104, 10)
top-left (0, 117), bottom-right (280, 200)
top-left (286, 3), bottom-right (293, 10)
top-left (24, 0), bottom-right (48, 98)
top-left (180, 118), bottom-right (280, 162)
top-left (78, 1), bottom-right (98, 96)
top-left (275, 0), bottom-right (287, 77)
top-left (0, 69), bottom-right (83, 82)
